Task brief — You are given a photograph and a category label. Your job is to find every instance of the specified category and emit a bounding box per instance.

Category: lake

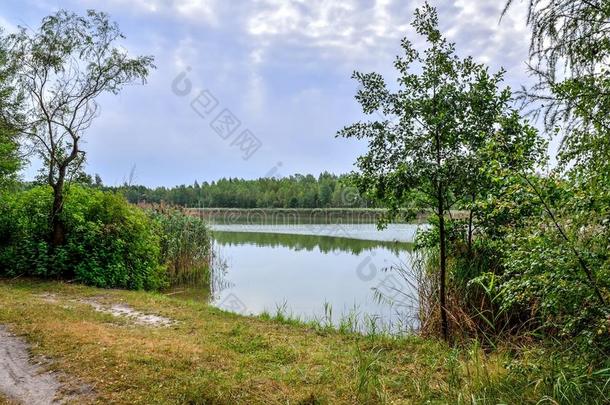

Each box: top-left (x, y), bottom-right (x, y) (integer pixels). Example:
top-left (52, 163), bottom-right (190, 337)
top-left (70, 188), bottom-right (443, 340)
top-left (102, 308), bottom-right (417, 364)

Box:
top-left (205, 223), bottom-right (426, 334)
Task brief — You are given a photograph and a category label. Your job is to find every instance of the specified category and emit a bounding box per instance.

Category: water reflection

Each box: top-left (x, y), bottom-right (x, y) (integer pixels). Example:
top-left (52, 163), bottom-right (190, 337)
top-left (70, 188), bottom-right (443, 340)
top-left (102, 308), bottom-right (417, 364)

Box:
top-left (169, 223), bottom-right (422, 334)
top-left (211, 223), bottom-right (422, 243)
top-left (211, 224), bottom-right (420, 333)
top-left (212, 231), bottom-right (412, 255)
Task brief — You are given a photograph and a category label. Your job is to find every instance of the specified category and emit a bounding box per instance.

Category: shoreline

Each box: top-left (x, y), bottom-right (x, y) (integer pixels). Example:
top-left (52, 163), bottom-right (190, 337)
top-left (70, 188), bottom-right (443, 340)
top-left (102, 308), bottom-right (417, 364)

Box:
top-left (0, 278), bottom-right (556, 404)
top-left (184, 207), bottom-right (469, 225)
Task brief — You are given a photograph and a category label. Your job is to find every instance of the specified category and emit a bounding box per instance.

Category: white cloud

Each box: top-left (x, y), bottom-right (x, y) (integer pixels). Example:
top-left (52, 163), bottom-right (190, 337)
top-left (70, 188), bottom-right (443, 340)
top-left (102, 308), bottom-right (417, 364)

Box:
top-left (443, 0), bottom-right (529, 74)
top-left (174, 0), bottom-right (218, 25)
top-left (247, 0), bottom-right (303, 36)
top-left (249, 47), bottom-right (265, 65)
top-left (10, 0), bottom-right (539, 185)
top-left (69, 0), bottom-right (530, 72)
top-left (74, 0), bottom-right (218, 24)
top-left (244, 0), bottom-right (410, 61)
top-left (172, 36), bottom-right (198, 71)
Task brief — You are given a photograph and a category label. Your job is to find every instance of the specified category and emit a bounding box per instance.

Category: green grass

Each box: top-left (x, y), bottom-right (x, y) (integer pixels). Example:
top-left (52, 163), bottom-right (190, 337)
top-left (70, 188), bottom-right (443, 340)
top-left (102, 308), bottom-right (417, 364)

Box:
top-left (0, 279), bottom-right (605, 404)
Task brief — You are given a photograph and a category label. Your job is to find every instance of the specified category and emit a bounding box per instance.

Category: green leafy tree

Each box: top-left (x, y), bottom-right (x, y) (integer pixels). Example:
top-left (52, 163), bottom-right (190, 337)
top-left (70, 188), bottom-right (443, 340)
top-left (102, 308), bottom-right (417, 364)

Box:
top-left (338, 4), bottom-right (536, 340)
top-left (0, 30), bottom-right (22, 189)
top-left (9, 10), bottom-right (154, 246)
top-left (503, 0), bottom-right (609, 309)
top-left (503, 0), bottom-right (610, 175)
top-left (115, 173), bottom-right (372, 209)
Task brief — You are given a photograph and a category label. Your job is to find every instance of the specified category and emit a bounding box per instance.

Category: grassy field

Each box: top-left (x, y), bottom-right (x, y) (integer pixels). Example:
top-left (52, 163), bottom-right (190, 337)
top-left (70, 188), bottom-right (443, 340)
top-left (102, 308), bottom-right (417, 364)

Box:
top-left (0, 279), bottom-right (578, 404)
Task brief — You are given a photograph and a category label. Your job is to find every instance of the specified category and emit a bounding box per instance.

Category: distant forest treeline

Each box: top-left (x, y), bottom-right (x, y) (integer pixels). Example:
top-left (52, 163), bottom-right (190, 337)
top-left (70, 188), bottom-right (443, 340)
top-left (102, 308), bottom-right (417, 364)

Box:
top-left (99, 172), bottom-right (373, 208)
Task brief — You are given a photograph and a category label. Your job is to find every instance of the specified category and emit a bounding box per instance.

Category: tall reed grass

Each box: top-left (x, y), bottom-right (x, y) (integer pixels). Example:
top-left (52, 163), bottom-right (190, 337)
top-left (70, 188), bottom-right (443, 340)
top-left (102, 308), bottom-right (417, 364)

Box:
top-left (374, 246), bottom-right (610, 403)
top-left (149, 206), bottom-right (213, 287)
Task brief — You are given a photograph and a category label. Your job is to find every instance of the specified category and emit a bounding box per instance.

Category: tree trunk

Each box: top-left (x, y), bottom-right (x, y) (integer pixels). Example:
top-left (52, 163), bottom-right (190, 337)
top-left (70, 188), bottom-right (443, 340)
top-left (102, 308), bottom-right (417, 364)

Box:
top-left (467, 193), bottom-right (475, 254)
top-left (51, 167), bottom-right (66, 247)
top-left (438, 189), bottom-right (449, 341)
top-left (432, 81), bottom-right (449, 341)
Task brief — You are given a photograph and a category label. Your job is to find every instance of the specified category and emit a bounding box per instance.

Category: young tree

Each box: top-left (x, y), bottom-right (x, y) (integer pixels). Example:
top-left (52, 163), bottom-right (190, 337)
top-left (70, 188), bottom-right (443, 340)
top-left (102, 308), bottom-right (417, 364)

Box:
top-left (8, 10), bottom-right (154, 245)
top-left (338, 4), bottom-right (532, 340)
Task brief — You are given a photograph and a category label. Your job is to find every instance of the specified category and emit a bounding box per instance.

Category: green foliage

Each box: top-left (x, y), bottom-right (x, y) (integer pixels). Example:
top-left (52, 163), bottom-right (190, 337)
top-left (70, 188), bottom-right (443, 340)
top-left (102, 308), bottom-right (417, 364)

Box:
top-left (488, 0), bottom-right (610, 353)
top-left (0, 30), bottom-right (22, 190)
top-left (504, 0), bottom-right (610, 174)
top-left (8, 10), bottom-right (155, 190)
top-left (115, 172), bottom-right (371, 209)
top-left (338, 3), bottom-right (543, 340)
top-left (338, 4), bottom-right (519, 223)
top-left (0, 185), bottom-right (166, 290)
top-left (7, 10), bottom-right (155, 246)
top-left (488, 178), bottom-right (610, 347)
top-left (354, 345), bottom-right (386, 404)
top-left (0, 126), bottom-right (20, 188)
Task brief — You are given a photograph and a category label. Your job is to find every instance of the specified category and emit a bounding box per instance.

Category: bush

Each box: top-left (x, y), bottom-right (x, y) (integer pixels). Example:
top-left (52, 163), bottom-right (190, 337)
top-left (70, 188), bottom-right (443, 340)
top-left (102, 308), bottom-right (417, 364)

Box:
top-left (495, 216), bottom-right (610, 348)
top-left (0, 185), bottom-right (166, 290)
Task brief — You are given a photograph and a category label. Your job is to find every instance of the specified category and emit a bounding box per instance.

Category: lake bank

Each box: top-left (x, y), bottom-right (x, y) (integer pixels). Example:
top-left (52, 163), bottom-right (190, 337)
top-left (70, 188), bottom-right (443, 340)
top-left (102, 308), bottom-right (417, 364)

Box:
top-left (184, 208), bottom-right (470, 225)
top-left (0, 279), bottom-right (564, 404)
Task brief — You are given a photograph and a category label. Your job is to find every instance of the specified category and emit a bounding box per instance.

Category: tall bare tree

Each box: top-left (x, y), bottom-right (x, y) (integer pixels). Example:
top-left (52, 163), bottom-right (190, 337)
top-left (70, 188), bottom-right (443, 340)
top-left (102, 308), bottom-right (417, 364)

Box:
top-left (8, 10), bottom-right (154, 245)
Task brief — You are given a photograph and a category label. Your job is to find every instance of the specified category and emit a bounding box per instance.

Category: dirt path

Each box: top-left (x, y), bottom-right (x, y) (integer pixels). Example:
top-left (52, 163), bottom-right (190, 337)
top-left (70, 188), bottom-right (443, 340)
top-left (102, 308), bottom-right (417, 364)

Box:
top-left (0, 326), bottom-right (61, 405)
top-left (0, 294), bottom-right (171, 404)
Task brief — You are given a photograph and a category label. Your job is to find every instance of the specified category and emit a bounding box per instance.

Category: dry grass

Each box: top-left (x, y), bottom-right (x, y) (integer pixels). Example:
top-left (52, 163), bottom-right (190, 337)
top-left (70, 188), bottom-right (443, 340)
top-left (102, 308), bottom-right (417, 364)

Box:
top-left (0, 279), bottom-right (550, 404)
top-left (0, 396), bottom-right (17, 405)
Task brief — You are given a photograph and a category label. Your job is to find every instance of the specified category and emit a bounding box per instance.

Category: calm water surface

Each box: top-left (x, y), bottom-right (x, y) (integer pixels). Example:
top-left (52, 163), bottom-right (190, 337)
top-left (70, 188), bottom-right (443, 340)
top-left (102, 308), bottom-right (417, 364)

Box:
top-left (211, 223), bottom-right (419, 243)
top-left (203, 223), bottom-right (425, 333)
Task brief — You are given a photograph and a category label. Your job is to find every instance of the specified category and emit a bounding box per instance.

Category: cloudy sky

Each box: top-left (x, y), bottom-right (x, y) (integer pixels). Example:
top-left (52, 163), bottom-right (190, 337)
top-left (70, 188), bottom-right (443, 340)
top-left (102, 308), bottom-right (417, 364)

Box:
top-left (1, 0), bottom-right (531, 187)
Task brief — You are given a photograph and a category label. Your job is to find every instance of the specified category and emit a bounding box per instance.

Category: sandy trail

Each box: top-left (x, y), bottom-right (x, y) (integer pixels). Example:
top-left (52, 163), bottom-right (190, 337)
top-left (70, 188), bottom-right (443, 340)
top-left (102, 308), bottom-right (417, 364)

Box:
top-left (83, 300), bottom-right (175, 327)
top-left (35, 293), bottom-right (175, 327)
top-left (0, 326), bottom-right (60, 405)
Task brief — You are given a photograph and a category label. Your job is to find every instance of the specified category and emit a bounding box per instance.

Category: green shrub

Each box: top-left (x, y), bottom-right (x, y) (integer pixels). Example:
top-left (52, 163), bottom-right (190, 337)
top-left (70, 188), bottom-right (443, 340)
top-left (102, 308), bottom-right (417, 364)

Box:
top-left (0, 186), bottom-right (54, 277)
top-left (493, 218), bottom-right (610, 347)
top-left (0, 185), bottom-right (166, 290)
